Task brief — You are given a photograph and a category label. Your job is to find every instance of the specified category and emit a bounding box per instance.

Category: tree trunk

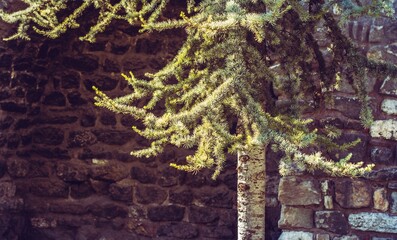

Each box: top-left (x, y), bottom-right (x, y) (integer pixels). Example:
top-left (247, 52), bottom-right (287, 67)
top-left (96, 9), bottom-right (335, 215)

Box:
top-left (237, 145), bottom-right (267, 240)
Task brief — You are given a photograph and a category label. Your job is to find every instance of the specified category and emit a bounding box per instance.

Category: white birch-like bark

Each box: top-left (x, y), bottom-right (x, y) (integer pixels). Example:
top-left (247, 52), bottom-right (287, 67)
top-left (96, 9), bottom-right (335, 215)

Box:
top-left (237, 145), bottom-right (266, 240)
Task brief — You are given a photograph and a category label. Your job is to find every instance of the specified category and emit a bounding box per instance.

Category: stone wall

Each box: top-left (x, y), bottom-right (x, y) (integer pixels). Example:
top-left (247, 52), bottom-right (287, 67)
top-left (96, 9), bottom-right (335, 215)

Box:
top-left (1, 2), bottom-right (397, 240)
top-left (277, 13), bottom-right (397, 240)
top-left (0, 3), bottom-right (282, 239)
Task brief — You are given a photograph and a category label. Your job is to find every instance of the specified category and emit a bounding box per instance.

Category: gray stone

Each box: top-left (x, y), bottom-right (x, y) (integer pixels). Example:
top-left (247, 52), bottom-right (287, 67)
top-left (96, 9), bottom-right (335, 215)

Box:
top-left (278, 231), bottom-right (313, 240)
top-left (335, 179), bottom-right (371, 208)
top-left (380, 76), bottom-right (397, 96)
top-left (315, 211), bottom-right (348, 234)
top-left (392, 192), bottom-right (397, 214)
top-left (278, 176), bottom-right (321, 205)
top-left (333, 235), bottom-right (359, 240)
top-left (278, 206), bottom-right (313, 228)
top-left (374, 188), bottom-right (389, 212)
top-left (382, 99), bottom-right (397, 115)
top-left (92, 130), bottom-right (134, 145)
top-left (0, 182), bottom-right (16, 198)
top-left (348, 212), bottom-right (397, 233)
top-left (372, 237), bottom-right (396, 240)
top-left (371, 146), bottom-right (394, 163)
top-left (371, 119), bottom-right (397, 140)
top-left (366, 168), bottom-right (397, 181)
top-left (388, 182), bottom-right (397, 189)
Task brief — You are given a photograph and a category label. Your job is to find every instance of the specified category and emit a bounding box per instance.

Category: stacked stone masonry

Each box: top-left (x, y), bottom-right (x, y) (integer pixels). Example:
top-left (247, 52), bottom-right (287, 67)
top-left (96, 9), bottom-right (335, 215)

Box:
top-left (0, 1), bottom-right (397, 240)
top-left (278, 5), bottom-right (397, 240)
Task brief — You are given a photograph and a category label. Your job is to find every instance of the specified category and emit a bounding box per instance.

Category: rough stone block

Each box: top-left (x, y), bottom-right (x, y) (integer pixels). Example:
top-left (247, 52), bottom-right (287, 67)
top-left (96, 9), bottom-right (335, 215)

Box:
top-left (56, 163), bottom-right (88, 182)
top-left (371, 120), bottom-right (397, 140)
top-left (278, 231), bottom-right (313, 240)
top-left (157, 222), bottom-right (198, 239)
top-left (169, 189), bottom-right (193, 205)
top-left (366, 168), bottom-right (397, 181)
top-left (349, 212), bottom-right (397, 233)
top-left (62, 55), bottom-right (99, 72)
top-left (0, 102), bottom-right (27, 113)
top-left (380, 76), bottom-right (397, 96)
top-left (130, 167), bottom-right (157, 184)
top-left (382, 99), bottom-right (397, 115)
top-left (189, 206), bottom-right (219, 224)
top-left (392, 192), bottom-right (397, 214)
top-left (0, 182), bottom-right (16, 198)
top-left (316, 233), bottom-right (330, 240)
top-left (90, 202), bottom-right (128, 219)
top-left (278, 176), bottom-right (321, 205)
top-left (92, 130), bottom-right (134, 145)
top-left (333, 235), bottom-right (360, 240)
top-left (31, 127), bottom-right (64, 145)
top-left (136, 185), bottom-right (167, 204)
top-left (201, 226), bottom-right (234, 239)
top-left (278, 206), bottom-right (313, 229)
top-left (7, 159), bottom-right (29, 177)
top-left (371, 146), bottom-right (394, 163)
top-left (314, 211), bottom-right (348, 234)
top-left (43, 91), bottom-right (66, 106)
top-left (374, 188), bottom-right (389, 212)
top-left (89, 164), bottom-right (129, 182)
top-left (147, 205), bottom-right (185, 221)
top-left (335, 179), bottom-right (371, 208)
top-left (109, 180), bottom-right (133, 202)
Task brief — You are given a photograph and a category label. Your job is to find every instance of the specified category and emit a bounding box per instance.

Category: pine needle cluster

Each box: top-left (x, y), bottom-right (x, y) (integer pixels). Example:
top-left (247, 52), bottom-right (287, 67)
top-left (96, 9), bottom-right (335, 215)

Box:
top-left (2, 0), bottom-right (396, 178)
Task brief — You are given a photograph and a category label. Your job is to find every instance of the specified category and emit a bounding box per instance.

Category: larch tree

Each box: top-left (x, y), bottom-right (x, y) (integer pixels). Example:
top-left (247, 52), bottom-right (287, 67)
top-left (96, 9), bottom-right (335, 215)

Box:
top-left (1, 0), bottom-right (396, 239)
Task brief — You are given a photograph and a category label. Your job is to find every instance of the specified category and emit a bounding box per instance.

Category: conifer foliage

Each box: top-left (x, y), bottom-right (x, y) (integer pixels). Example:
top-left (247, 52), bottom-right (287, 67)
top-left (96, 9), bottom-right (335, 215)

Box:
top-left (2, 0), bottom-right (395, 179)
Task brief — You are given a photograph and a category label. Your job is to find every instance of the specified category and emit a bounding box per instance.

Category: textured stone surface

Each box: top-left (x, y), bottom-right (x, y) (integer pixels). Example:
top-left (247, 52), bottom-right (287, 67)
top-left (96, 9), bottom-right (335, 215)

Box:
top-left (278, 176), bottom-right (321, 205)
top-left (147, 205), bottom-right (185, 221)
top-left (349, 213), bottom-right (397, 233)
top-left (109, 180), bottom-right (133, 202)
top-left (32, 127), bottom-right (64, 145)
top-left (392, 192), bottom-right (397, 214)
top-left (315, 211), bottom-right (348, 234)
top-left (43, 91), bottom-right (66, 106)
top-left (333, 235), bottom-right (360, 240)
top-left (316, 233), bottom-right (330, 240)
top-left (278, 206), bottom-right (313, 228)
top-left (278, 231), bottom-right (313, 240)
top-left (62, 55), bottom-right (99, 72)
top-left (136, 185), bottom-right (167, 204)
top-left (157, 222), bottom-right (198, 239)
top-left (380, 76), bottom-right (397, 96)
top-left (130, 167), bottom-right (157, 184)
top-left (382, 99), bottom-right (397, 115)
top-left (371, 146), bottom-right (394, 163)
top-left (366, 168), bottom-right (397, 181)
top-left (92, 130), bottom-right (134, 145)
top-left (370, 120), bottom-right (397, 140)
top-left (335, 180), bottom-right (371, 208)
top-left (188, 206), bottom-right (219, 224)
top-left (374, 188), bottom-right (389, 212)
